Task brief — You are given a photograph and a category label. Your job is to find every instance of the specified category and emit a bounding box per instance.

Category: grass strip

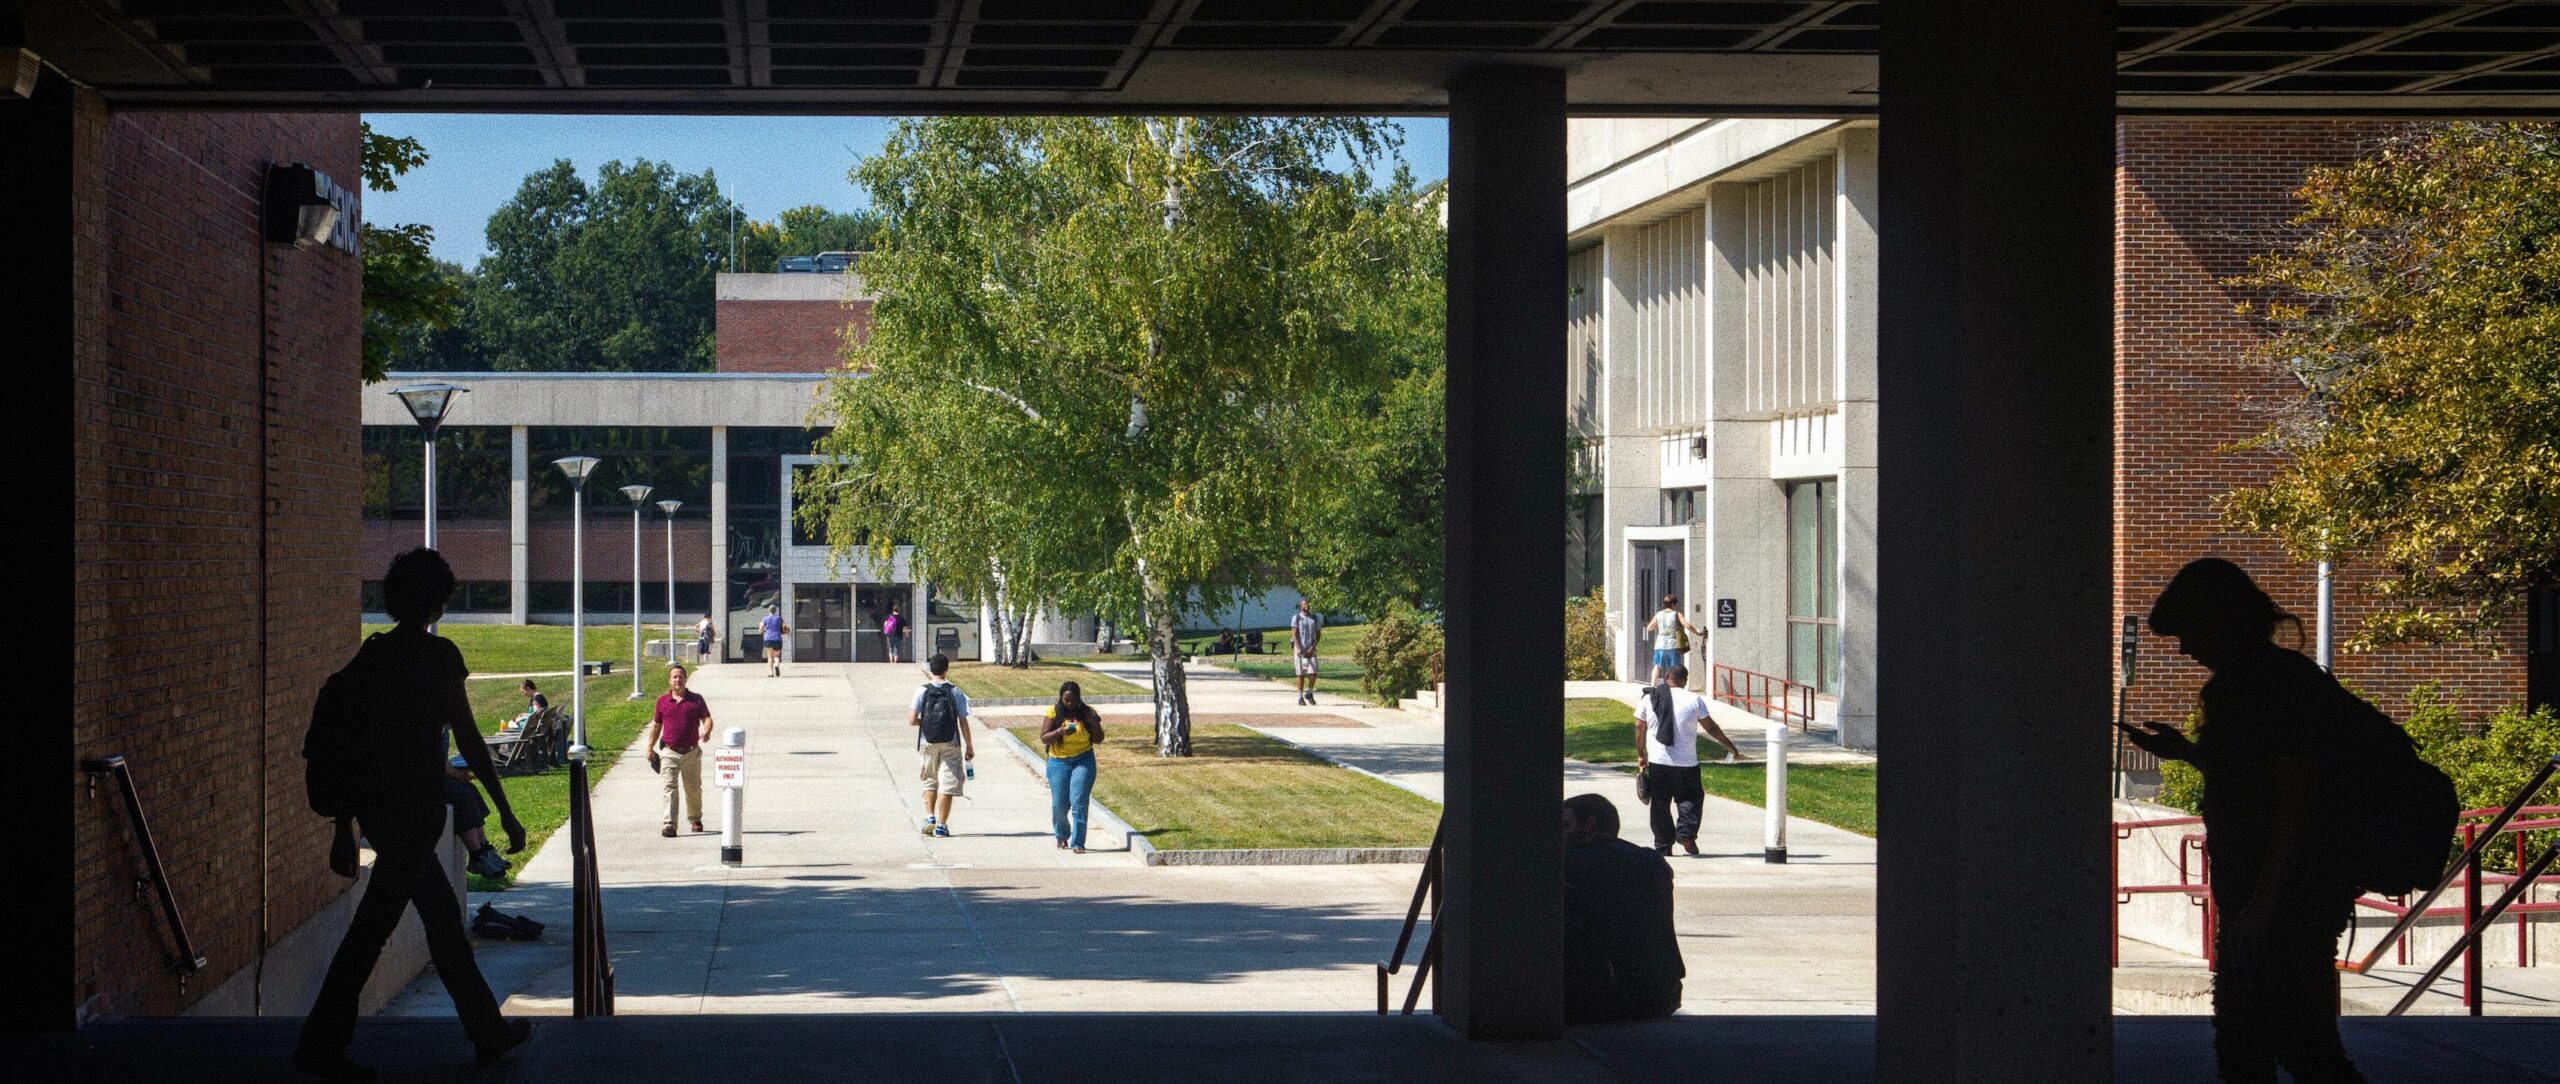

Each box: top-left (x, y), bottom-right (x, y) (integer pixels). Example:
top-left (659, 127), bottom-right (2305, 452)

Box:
top-left (946, 660), bottom-right (1145, 699)
top-left (1563, 696), bottom-right (1877, 838)
top-left (1003, 722), bottom-right (1438, 851)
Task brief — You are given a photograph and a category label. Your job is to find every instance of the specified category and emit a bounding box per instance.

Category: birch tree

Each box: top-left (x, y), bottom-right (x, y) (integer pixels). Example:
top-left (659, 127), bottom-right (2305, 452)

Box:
top-left (803, 116), bottom-right (1438, 755)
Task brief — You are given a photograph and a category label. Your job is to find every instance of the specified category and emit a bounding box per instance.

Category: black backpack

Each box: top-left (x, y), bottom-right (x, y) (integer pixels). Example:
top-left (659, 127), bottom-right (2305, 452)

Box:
top-left (303, 635), bottom-right (384, 819)
top-left (2329, 685), bottom-right (2462, 897)
top-left (917, 683), bottom-right (960, 745)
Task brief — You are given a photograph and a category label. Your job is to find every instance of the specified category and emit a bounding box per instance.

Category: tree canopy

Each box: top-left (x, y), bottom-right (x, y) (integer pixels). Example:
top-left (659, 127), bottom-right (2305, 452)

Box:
top-left (358, 123), bottom-right (463, 383)
top-left (734, 204), bottom-right (883, 272)
top-left (467, 159), bottom-right (735, 372)
top-left (2225, 122), bottom-right (2560, 646)
top-left (802, 116), bottom-right (1442, 755)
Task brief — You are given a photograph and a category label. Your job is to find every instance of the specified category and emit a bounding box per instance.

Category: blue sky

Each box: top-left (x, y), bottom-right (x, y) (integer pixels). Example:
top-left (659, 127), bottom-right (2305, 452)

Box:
top-left (362, 114), bottom-right (1450, 267)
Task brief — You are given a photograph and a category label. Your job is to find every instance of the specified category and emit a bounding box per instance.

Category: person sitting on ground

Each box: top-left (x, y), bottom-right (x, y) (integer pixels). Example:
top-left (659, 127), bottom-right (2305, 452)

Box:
top-left (1559, 793), bottom-right (1684, 1024)
top-left (444, 755), bottom-right (510, 879)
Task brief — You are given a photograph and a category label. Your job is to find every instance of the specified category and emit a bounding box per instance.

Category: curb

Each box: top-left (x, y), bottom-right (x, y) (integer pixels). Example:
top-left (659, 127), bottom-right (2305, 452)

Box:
top-left (970, 694), bottom-right (1155, 708)
top-left (986, 728), bottom-right (1426, 866)
top-left (1237, 725), bottom-right (1441, 804)
top-left (987, 728), bottom-right (1151, 858)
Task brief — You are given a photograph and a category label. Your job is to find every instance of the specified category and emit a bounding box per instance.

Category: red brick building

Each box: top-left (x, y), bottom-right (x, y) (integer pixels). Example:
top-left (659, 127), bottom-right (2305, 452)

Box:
top-left (2114, 119), bottom-right (2531, 732)
top-left (714, 270), bottom-right (872, 373)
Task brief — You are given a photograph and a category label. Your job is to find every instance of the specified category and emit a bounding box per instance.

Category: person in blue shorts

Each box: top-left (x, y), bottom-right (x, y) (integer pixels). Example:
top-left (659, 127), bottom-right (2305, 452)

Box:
top-left (760, 604), bottom-right (789, 677)
top-left (1639, 594), bottom-right (1701, 686)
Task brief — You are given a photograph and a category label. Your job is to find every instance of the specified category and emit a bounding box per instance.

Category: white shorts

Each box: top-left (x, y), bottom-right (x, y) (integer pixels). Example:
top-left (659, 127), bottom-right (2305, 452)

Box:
top-left (1293, 652), bottom-right (1319, 676)
top-left (918, 741), bottom-right (966, 795)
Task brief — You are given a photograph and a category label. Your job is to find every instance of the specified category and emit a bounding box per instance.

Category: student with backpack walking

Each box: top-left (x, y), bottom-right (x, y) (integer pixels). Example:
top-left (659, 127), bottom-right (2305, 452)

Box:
top-left (297, 549), bottom-right (529, 1079)
top-left (2121, 558), bottom-right (2452, 1084)
top-left (1038, 681), bottom-right (1105, 852)
top-left (910, 653), bottom-right (976, 836)
top-left (883, 603), bottom-right (905, 664)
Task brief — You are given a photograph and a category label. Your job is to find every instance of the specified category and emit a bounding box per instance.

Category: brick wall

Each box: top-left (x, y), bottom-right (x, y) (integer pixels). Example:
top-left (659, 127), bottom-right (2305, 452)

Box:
top-left (70, 100), bottom-right (361, 1018)
top-left (359, 518), bottom-right (714, 582)
top-left (714, 297), bottom-right (869, 373)
top-left (2115, 119), bottom-right (2528, 734)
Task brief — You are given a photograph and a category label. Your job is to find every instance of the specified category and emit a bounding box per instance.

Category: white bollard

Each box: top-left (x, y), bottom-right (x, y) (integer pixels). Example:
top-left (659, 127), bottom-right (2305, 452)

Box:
top-left (716, 726), bottom-right (746, 867)
top-left (1764, 720), bottom-right (1789, 864)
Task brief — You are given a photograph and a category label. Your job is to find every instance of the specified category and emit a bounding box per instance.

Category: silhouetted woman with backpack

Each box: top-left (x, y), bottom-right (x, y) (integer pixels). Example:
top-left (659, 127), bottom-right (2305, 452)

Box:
top-left (2121, 558), bottom-right (2368, 1084)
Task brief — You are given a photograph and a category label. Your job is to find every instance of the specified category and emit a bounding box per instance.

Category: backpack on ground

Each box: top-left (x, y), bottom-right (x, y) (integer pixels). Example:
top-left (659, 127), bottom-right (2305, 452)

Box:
top-left (2316, 674), bottom-right (2460, 897)
top-left (917, 683), bottom-right (960, 745)
top-left (303, 635), bottom-right (386, 820)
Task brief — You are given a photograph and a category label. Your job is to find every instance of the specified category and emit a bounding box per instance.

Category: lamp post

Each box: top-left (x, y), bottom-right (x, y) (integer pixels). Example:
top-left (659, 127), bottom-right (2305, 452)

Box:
top-left (658, 499), bottom-right (683, 665)
top-left (554, 457), bottom-right (601, 758)
top-left (392, 382), bottom-right (466, 631)
top-left (621, 484), bottom-right (653, 698)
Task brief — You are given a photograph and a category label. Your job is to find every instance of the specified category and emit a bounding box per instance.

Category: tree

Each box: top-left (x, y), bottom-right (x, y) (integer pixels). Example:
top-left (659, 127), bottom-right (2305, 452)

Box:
top-left (734, 204), bottom-right (884, 272)
top-left (359, 123), bottom-right (464, 383)
top-left (469, 159), bottom-right (734, 372)
top-left (2224, 123), bottom-right (2560, 647)
top-left (803, 116), bottom-right (1436, 755)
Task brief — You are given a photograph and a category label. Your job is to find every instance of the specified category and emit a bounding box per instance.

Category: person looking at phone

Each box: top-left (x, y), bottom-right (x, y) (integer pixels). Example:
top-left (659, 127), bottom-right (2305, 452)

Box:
top-left (1038, 680), bottom-right (1106, 853)
top-left (2118, 557), bottom-right (2368, 1084)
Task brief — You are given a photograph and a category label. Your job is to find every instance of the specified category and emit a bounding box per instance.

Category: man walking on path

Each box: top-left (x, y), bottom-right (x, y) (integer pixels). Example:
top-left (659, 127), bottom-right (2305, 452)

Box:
top-left (760, 604), bottom-right (789, 676)
top-left (1289, 599), bottom-right (1323, 706)
top-left (647, 663), bottom-right (716, 837)
top-left (910, 653), bottom-right (976, 836)
top-left (297, 548), bottom-right (529, 1079)
top-left (1634, 663), bottom-right (1741, 856)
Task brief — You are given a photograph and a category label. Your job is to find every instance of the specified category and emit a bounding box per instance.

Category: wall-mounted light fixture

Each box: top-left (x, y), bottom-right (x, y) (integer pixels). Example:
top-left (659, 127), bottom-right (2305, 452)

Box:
top-left (9, 48), bottom-right (40, 100)
top-left (263, 163), bottom-right (347, 249)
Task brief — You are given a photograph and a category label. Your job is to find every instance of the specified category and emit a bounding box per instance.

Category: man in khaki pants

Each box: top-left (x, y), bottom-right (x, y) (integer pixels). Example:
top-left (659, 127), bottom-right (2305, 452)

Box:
top-left (646, 663), bottom-right (716, 837)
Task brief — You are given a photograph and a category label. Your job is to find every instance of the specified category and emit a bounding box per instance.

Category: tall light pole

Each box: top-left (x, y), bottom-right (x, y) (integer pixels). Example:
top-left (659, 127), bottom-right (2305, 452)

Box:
top-left (392, 382), bottom-right (466, 631)
top-left (555, 457), bottom-right (601, 759)
top-left (621, 484), bottom-right (654, 699)
top-left (658, 499), bottom-right (683, 664)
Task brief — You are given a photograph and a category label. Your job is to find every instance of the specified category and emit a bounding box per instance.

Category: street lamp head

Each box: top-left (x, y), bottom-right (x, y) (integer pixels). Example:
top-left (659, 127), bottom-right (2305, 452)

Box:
top-left (620, 483), bottom-right (655, 505)
top-left (390, 383), bottom-right (467, 433)
top-left (657, 499), bottom-right (684, 516)
top-left (553, 456), bottom-right (602, 490)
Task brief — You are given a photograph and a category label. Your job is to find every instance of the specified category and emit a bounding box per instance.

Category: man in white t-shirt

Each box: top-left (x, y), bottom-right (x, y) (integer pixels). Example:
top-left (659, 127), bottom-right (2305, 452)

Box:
top-left (1289, 600), bottom-right (1323, 706)
top-left (1632, 663), bottom-right (1741, 856)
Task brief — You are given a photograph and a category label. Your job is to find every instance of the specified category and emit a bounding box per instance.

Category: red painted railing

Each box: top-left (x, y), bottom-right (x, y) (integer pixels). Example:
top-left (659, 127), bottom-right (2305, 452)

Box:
top-left (1710, 663), bottom-right (1818, 731)
top-left (2113, 795), bottom-right (2560, 1012)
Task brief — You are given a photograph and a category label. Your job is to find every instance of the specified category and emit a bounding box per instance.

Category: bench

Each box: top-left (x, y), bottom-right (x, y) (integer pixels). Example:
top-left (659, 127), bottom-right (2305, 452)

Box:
top-left (486, 705), bottom-right (564, 773)
top-left (578, 660), bottom-right (613, 676)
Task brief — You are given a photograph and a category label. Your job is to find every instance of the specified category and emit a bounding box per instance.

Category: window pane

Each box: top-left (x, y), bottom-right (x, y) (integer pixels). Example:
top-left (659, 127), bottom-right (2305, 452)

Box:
top-left (1820, 624), bottom-right (1843, 696)
top-left (1818, 480), bottom-right (1840, 618)
top-left (1788, 484), bottom-right (1818, 617)
top-left (1789, 621), bottom-right (1818, 688)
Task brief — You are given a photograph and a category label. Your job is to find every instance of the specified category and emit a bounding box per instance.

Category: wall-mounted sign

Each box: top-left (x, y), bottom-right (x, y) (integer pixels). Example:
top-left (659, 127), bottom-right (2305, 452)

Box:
top-left (1715, 598), bottom-right (1738, 629)
top-left (2119, 614), bottom-right (2140, 688)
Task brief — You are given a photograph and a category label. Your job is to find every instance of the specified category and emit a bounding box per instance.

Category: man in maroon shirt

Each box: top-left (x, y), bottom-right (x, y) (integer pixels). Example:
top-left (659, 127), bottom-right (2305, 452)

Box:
top-left (646, 663), bottom-right (716, 837)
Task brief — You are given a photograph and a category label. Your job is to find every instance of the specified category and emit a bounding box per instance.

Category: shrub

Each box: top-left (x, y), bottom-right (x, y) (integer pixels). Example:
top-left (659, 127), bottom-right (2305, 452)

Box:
top-left (1354, 604), bottom-right (1444, 707)
top-left (1565, 588), bottom-right (1613, 681)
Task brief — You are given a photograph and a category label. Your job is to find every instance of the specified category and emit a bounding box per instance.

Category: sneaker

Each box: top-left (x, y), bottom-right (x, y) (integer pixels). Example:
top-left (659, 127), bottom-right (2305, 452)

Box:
top-left (689, 818), bottom-right (706, 833)
top-left (921, 817), bottom-right (937, 836)
top-left (661, 825), bottom-right (677, 838)
top-left (1679, 838), bottom-right (1700, 857)
top-left (932, 825), bottom-right (951, 837)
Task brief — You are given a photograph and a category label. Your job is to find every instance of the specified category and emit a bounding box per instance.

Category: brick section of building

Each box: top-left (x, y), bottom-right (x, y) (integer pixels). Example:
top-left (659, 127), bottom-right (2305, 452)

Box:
top-left (70, 99), bottom-right (362, 1018)
top-left (2115, 120), bottom-right (2528, 736)
top-left (714, 297), bottom-right (869, 373)
top-left (359, 519), bottom-right (714, 583)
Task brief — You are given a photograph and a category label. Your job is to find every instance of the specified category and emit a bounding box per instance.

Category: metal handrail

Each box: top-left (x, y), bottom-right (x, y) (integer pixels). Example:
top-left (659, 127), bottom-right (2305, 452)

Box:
top-left (2344, 756), bottom-right (2559, 979)
top-left (2390, 833), bottom-right (2558, 1015)
top-left (1710, 663), bottom-right (1817, 732)
top-left (80, 756), bottom-right (209, 982)
top-left (1374, 820), bottom-right (1442, 1015)
top-left (569, 758), bottom-right (616, 1016)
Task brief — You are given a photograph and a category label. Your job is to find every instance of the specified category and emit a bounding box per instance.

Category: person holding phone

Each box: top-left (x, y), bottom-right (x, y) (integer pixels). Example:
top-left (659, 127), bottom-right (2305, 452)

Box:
top-left (2118, 557), bottom-right (2367, 1084)
top-left (1038, 680), bottom-right (1105, 853)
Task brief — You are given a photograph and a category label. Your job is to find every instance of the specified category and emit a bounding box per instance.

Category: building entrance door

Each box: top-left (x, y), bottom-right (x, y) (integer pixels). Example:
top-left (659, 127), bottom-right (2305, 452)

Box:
top-left (854, 584), bottom-right (909, 662)
top-left (792, 585), bottom-right (852, 662)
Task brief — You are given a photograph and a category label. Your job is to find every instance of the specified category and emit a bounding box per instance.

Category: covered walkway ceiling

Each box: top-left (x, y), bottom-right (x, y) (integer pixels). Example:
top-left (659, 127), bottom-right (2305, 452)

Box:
top-left (16, 0), bottom-right (2560, 114)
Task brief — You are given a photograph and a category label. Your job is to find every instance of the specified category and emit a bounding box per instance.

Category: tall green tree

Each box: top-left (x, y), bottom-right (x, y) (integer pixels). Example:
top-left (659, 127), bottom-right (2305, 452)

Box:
top-left (804, 117), bottom-right (1437, 755)
top-left (359, 123), bottom-right (464, 383)
top-left (470, 159), bottom-right (734, 372)
top-left (2225, 122), bottom-right (2560, 646)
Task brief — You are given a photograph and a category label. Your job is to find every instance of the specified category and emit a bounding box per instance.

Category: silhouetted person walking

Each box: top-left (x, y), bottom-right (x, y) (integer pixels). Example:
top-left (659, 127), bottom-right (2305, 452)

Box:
top-left (2121, 558), bottom-right (2368, 1084)
top-left (296, 549), bottom-right (529, 1080)
top-left (1559, 793), bottom-right (1684, 1023)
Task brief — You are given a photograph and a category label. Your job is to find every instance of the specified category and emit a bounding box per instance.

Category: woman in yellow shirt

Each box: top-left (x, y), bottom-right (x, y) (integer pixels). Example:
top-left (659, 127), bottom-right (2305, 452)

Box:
top-left (1038, 681), bottom-right (1105, 853)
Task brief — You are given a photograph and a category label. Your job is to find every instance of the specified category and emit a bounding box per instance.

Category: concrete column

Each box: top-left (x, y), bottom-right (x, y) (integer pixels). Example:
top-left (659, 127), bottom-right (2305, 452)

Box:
top-left (1701, 182), bottom-right (1782, 684)
top-left (1597, 228), bottom-right (1656, 681)
top-left (1876, 4), bottom-right (2115, 1081)
top-left (1440, 66), bottom-right (1566, 1041)
top-left (1833, 128), bottom-right (1880, 751)
top-left (710, 424), bottom-right (728, 659)
top-left (509, 425), bottom-right (529, 623)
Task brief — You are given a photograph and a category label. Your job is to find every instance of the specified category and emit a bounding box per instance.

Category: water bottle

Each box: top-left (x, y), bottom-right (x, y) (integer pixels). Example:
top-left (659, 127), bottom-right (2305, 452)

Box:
top-left (965, 763), bottom-right (975, 781)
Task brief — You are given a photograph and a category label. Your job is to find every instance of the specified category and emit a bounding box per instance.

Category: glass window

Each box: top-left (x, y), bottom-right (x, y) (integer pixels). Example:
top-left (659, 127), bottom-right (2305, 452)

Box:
top-left (361, 580), bottom-right (510, 614)
top-left (362, 426), bottom-right (510, 520)
top-left (1785, 479), bottom-right (1841, 696)
top-left (1661, 487), bottom-right (1701, 525)
top-left (528, 427), bottom-right (712, 519)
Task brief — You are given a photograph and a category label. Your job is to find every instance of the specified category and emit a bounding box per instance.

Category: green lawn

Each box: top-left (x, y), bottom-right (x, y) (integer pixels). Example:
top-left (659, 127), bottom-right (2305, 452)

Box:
top-left (1005, 723), bottom-right (1438, 850)
top-left (946, 660), bottom-right (1144, 699)
top-left (370, 622), bottom-right (668, 890)
top-left (1562, 696), bottom-right (1877, 837)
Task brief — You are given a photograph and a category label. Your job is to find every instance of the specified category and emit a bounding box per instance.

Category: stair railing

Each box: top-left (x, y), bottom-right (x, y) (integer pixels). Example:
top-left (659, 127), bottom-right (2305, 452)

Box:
top-left (81, 755), bottom-right (209, 986)
top-left (1374, 820), bottom-right (1443, 1015)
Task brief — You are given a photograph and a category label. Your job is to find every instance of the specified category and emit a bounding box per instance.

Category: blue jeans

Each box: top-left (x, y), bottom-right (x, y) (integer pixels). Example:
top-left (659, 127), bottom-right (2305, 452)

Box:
top-left (1046, 750), bottom-right (1097, 849)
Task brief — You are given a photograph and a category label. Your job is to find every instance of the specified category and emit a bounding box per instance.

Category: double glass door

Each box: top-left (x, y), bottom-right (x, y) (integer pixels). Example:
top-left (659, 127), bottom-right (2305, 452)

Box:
top-left (792, 585), bottom-right (853, 662)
